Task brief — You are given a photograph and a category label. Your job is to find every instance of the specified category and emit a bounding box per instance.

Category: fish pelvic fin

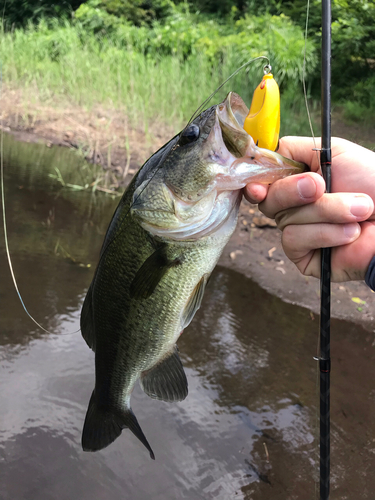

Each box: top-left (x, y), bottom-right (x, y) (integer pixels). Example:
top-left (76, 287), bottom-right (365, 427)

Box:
top-left (81, 391), bottom-right (155, 460)
top-left (140, 346), bottom-right (188, 402)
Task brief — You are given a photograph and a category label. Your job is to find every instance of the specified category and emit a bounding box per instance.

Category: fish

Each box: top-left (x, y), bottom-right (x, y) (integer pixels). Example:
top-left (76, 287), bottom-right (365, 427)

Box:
top-left (80, 92), bottom-right (306, 459)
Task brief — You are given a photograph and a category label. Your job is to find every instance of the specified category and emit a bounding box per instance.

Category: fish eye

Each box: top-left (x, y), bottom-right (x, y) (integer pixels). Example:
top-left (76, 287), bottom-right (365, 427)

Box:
top-left (179, 124), bottom-right (200, 146)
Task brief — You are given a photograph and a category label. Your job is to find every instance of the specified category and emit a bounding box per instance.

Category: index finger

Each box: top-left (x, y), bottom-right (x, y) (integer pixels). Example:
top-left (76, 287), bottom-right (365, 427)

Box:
top-left (259, 172), bottom-right (326, 219)
top-left (277, 136), bottom-right (322, 173)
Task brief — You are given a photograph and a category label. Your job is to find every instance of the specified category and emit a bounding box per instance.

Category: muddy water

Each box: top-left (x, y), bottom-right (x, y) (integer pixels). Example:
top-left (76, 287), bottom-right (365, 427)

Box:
top-left (1, 136), bottom-right (375, 500)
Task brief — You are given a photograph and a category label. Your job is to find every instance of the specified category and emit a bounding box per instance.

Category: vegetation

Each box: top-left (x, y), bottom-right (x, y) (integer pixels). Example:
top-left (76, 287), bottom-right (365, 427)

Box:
top-left (0, 11), bottom-right (316, 135)
top-left (1, 0), bottom-right (374, 134)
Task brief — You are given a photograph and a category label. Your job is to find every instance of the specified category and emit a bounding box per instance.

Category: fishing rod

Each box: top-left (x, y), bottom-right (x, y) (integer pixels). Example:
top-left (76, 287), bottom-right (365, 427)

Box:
top-left (319, 0), bottom-right (332, 498)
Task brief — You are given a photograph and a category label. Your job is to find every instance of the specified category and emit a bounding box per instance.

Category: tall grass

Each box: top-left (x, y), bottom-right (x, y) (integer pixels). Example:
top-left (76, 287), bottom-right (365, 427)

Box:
top-left (0, 19), bottom-right (315, 135)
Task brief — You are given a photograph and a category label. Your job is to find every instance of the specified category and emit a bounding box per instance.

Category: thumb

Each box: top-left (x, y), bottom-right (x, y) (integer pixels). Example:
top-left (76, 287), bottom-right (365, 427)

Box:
top-left (278, 136), bottom-right (321, 173)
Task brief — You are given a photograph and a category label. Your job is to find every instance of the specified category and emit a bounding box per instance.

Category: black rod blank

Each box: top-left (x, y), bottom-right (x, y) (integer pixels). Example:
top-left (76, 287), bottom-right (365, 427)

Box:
top-left (319, 0), bottom-right (332, 499)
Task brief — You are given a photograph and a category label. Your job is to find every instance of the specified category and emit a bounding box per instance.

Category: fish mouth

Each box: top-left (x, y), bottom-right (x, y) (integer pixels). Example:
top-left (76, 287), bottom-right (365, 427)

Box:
top-left (131, 92), bottom-right (308, 242)
top-left (215, 92), bottom-right (307, 187)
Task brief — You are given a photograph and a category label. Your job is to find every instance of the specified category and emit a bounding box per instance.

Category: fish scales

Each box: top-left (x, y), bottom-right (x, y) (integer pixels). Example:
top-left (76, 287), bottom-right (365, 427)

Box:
top-left (81, 92), bottom-right (306, 458)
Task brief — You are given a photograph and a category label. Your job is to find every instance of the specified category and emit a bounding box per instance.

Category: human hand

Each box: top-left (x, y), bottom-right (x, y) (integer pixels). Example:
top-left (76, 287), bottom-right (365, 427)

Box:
top-left (244, 137), bottom-right (375, 282)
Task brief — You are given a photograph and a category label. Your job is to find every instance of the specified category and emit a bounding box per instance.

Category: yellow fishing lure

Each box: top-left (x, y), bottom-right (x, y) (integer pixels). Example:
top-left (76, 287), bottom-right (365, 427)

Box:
top-left (244, 72), bottom-right (280, 151)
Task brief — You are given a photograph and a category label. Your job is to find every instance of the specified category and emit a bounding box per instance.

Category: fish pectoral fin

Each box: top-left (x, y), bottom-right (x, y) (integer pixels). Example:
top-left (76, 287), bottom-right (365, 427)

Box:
top-left (80, 284), bottom-right (96, 351)
top-left (140, 346), bottom-right (188, 402)
top-left (130, 244), bottom-right (183, 299)
top-left (82, 390), bottom-right (155, 459)
top-left (181, 274), bottom-right (208, 329)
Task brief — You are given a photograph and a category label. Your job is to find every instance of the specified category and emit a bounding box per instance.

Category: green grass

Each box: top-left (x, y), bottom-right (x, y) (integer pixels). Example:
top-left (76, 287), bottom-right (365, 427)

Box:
top-left (0, 20), bottom-right (315, 135)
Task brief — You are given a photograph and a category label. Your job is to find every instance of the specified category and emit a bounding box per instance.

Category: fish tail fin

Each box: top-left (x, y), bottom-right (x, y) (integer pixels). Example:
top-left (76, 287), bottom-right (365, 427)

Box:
top-left (81, 391), bottom-right (155, 460)
top-left (81, 391), bottom-right (121, 452)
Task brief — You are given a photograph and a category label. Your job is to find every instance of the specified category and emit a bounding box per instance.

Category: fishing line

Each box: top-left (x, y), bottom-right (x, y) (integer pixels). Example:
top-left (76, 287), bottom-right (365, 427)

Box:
top-left (0, 49), bottom-right (270, 336)
top-left (302, 0), bottom-right (319, 165)
top-left (302, 0), bottom-right (331, 500)
top-left (0, 5), bottom-right (79, 336)
top-left (302, 1), bottom-right (328, 497)
top-left (186, 56), bottom-right (270, 126)
top-left (0, 85), bottom-right (79, 336)
top-left (1, 144), bottom-right (64, 334)
top-left (99, 55), bottom-right (271, 260)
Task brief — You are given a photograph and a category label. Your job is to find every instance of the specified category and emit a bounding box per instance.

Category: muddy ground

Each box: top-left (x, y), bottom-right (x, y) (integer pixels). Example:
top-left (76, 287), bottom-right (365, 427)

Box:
top-left (2, 87), bottom-right (375, 331)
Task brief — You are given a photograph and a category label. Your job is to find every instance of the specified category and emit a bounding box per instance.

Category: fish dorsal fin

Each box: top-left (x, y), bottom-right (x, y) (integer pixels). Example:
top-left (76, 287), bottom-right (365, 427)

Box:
top-left (140, 346), bottom-right (188, 402)
top-left (80, 284), bottom-right (96, 351)
top-left (130, 245), bottom-right (182, 299)
top-left (181, 274), bottom-right (208, 329)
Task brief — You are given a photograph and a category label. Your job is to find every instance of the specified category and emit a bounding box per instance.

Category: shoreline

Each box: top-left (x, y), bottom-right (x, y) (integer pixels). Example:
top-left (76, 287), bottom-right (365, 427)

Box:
top-left (2, 88), bottom-right (375, 332)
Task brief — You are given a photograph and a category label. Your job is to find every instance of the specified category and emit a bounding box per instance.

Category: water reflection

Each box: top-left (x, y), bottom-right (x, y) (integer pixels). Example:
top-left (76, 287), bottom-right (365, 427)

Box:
top-left (1, 133), bottom-right (117, 345)
top-left (1, 135), bottom-right (375, 499)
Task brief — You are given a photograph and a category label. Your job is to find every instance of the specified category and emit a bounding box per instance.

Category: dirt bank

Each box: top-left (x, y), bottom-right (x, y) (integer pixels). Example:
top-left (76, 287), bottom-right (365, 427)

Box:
top-left (222, 205), bottom-right (375, 331)
top-left (0, 86), bottom-right (175, 191)
top-left (2, 86), bottom-right (375, 331)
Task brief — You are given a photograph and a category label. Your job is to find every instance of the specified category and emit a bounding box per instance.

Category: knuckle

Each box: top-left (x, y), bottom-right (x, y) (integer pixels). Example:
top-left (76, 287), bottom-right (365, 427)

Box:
top-left (282, 224), bottom-right (294, 241)
top-left (275, 209), bottom-right (290, 230)
top-left (281, 226), bottom-right (298, 257)
top-left (258, 201), bottom-right (272, 218)
top-left (274, 185), bottom-right (290, 211)
top-left (260, 180), bottom-right (292, 218)
top-left (301, 251), bottom-right (320, 277)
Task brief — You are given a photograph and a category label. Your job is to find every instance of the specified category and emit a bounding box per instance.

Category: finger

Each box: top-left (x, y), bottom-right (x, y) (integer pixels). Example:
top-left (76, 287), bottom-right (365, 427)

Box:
top-left (300, 222), bottom-right (375, 282)
top-left (276, 193), bottom-right (374, 231)
top-left (259, 172), bottom-right (325, 219)
top-left (281, 222), bottom-right (361, 276)
top-left (277, 136), bottom-right (359, 176)
top-left (277, 136), bottom-right (322, 173)
top-left (243, 183), bottom-right (269, 204)
top-left (333, 221), bottom-right (375, 281)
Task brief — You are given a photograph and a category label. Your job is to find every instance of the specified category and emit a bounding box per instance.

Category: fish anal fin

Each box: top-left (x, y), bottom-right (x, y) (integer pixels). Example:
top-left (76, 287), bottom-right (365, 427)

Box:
top-left (130, 245), bottom-right (183, 299)
top-left (140, 346), bottom-right (188, 402)
top-left (82, 391), bottom-right (155, 459)
top-left (181, 274), bottom-right (208, 329)
top-left (80, 284), bottom-right (96, 351)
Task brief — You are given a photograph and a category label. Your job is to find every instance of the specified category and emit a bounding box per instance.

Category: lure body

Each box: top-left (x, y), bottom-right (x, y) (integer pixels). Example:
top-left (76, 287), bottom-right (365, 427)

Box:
top-left (244, 73), bottom-right (280, 151)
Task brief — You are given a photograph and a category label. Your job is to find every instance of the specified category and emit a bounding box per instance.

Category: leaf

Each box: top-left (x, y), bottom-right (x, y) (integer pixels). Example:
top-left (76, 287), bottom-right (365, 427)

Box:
top-left (351, 297), bottom-right (366, 305)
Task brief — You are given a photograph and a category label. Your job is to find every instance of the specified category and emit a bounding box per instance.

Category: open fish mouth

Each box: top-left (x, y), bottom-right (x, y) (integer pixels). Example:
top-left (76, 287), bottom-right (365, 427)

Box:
top-left (214, 92), bottom-right (307, 189)
top-left (131, 91), bottom-right (307, 241)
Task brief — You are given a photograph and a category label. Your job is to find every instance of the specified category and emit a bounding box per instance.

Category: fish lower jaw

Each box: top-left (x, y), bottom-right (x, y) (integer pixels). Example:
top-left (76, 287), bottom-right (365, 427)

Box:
top-left (140, 191), bottom-right (241, 242)
top-left (215, 160), bottom-right (302, 190)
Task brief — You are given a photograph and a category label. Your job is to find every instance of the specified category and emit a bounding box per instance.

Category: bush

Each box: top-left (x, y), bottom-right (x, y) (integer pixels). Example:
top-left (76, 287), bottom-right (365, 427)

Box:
top-left (74, 6), bottom-right (317, 85)
top-left (2, 0), bottom-right (85, 29)
top-left (100, 0), bottom-right (174, 25)
top-left (74, 0), bottom-right (174, 28)
top-left (0, 14), bottom-right (316, 132)
top-left (74, 0), bottom-right (124, 33)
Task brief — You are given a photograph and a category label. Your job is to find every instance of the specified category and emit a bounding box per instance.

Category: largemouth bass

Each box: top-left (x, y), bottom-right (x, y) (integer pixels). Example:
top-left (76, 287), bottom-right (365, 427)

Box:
top-left (80, 92), bottom-right (306, 459)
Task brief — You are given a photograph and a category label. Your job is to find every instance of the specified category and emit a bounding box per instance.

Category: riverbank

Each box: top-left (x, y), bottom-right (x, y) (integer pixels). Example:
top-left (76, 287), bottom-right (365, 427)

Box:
top-left (2, 86), bottom-right (375, 331)
top-left (0, 86), bottom-right (176, 192)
